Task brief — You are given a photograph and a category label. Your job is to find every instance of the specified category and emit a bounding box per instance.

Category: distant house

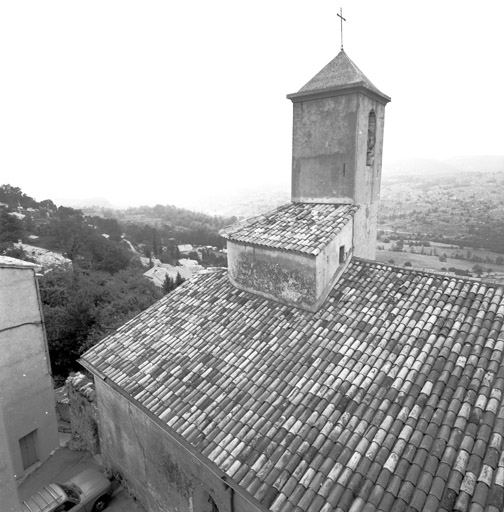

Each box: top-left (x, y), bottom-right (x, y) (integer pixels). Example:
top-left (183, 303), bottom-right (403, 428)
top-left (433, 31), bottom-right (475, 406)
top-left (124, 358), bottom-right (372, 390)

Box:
top-left (0, 257), bottom-right (59, 500)
top-left (139, 256), bottom-right (161, 267)
top-left (143, 264), bottom-right (194, 288)
top-left (178, 258), bottom-right (203, 272)
top-left (8, 211), bottom-right (25, 220)
top-left (177, 244), bottom-right (193, 255)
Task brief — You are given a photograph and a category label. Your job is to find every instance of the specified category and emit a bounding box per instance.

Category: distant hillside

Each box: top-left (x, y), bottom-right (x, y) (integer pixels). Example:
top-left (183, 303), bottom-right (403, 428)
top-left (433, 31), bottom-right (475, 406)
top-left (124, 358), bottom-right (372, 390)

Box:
top-left (177, 182), bottom-right (290, 219)
top-left (53, 196), bottom-right (116, 209)
top-left (445, 155), bottom-right (504, 173)
top-left (379, 169), bottom-right (504, 253)
top-left (383, 158), bottom-right (455, 176)
top-left (383, 155), bottom-right (504, 176)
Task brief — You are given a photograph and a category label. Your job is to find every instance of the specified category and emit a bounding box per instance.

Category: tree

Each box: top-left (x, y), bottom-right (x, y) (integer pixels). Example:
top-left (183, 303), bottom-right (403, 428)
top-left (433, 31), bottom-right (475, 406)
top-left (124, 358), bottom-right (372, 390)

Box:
top-left (162, 274), bottom-right (174, 294)
top-left (175, 271), bottom-right (185, 287)
top-left (391, 239), bottom-right (404, 252)
top-left (0, 211), bottom-right (23, 243)
top-left (39, 199), bottom-right (57, 211)
top-left (152, 229), bottom-right (160, 257)
top-left (0, 184), bottom-right (37, 208)
top-left (97, 244), bottom-right (131, 273)
top-left (472, 264), bottom-right (484, 277)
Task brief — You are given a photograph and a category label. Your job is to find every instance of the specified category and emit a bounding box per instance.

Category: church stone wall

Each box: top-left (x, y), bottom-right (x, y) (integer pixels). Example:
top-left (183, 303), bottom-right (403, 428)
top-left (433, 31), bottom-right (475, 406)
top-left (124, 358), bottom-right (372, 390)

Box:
top-left (291, 94), bottom-right (358, 204)
top-left (95, 378), bottom-right (263, 512)
top-left (316, 221), bottom-right (354, 303)
top-left (352, 95), bottom-right (386, 259)
top-left (227, 241), bottom-right (317, 310)
top-left (290, 91), bottom-right (386, 260)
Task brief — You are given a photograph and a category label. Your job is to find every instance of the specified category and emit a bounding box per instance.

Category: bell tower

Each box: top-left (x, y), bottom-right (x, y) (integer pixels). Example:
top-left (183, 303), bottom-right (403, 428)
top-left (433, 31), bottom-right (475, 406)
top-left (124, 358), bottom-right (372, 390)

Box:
top-left (287, 50), bottom-right (390, 259)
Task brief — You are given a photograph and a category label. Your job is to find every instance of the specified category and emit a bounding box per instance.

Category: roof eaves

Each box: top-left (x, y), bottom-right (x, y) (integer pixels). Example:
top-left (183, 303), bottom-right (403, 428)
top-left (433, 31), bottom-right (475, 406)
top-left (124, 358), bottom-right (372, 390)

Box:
top-left (287, 82), bottom-right (391, 104)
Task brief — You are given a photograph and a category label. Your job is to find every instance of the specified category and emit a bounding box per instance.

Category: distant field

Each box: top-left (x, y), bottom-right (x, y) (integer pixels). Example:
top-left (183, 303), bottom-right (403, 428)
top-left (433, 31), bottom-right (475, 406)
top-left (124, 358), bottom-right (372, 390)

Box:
top-left (376, 249), bottom-right (504, 284)
top-left (429, 242), bottom-right (504, 263)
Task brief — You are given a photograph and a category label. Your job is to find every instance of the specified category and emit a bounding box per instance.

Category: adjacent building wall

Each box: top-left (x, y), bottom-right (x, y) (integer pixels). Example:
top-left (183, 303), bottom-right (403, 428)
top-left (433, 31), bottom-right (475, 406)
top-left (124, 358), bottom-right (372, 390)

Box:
top-left (94, 377), bottom-right (264, 512)
top-left (0, 405), bottom-right (20, 511)
top-left (0, 264), bottom-right (59, 479)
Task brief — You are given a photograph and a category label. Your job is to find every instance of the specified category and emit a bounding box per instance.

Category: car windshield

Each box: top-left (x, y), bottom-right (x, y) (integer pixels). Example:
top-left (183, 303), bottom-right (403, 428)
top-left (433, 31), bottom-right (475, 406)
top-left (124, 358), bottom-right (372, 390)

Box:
top-left (59, 484), bottom-right (81, 503)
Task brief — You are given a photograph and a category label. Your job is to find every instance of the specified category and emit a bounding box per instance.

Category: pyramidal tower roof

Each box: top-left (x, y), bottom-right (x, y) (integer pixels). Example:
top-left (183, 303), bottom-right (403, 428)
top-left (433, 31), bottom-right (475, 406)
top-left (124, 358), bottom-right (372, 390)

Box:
top-left (288, 50), bottom-right (390, 103)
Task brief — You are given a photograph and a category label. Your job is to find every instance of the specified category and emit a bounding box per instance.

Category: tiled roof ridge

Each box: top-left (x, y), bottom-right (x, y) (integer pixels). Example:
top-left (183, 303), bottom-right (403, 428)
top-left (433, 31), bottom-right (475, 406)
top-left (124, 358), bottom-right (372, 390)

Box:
top-left (221, 202), bottom-right (359, 256)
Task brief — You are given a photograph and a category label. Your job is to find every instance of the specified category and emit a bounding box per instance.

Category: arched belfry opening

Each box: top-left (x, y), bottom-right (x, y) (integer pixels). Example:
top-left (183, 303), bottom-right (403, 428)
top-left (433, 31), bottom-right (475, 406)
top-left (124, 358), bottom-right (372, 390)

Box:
top-left (366, 110), bottom-right (376, 166)
top-left (194, 486), bottom-right (220, 512)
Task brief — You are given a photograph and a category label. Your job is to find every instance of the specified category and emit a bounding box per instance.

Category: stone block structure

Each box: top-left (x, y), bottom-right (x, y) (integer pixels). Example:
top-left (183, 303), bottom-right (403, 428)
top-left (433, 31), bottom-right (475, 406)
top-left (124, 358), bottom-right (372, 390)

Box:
top-left (66, 373), bottom-right (100, 455)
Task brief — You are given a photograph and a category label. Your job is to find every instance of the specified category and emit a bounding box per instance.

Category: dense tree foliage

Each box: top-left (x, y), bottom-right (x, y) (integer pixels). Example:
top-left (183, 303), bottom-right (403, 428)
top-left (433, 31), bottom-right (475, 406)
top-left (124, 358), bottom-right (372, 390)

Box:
top-left (0, 210), bottom-right (23, 243)
top-left (162, 271), bottom-right (185, 295)
top-left (106, 203), bottom-right (236, 251)
top-left (0, 184), bottom-right (38, 208)
top-left (39, 266), bottom-right (162, 384)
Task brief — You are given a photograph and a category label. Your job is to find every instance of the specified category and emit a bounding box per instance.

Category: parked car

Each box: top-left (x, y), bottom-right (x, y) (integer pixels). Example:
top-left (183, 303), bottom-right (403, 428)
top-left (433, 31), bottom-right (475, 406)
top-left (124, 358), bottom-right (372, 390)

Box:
top-left (18, 468), bottom-right (112, 512)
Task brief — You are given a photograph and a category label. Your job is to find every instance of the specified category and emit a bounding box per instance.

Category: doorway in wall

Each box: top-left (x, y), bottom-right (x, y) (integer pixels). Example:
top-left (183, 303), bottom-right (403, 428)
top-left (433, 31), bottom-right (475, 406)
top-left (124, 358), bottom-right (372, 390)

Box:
top-left (19, 430), bottom-right (38, 469)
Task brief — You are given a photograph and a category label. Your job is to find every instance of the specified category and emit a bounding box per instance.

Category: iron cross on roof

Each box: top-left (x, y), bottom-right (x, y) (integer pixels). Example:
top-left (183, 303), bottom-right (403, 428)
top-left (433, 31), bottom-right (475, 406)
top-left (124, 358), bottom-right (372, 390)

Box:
top-left (337, 7), bottom-right (346, 50)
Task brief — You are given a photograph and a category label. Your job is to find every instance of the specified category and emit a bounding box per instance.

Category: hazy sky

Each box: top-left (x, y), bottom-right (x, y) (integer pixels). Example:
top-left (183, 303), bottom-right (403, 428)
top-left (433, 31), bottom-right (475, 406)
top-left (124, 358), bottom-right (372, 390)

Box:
top-left (1, 1), bottom-right (503, 208)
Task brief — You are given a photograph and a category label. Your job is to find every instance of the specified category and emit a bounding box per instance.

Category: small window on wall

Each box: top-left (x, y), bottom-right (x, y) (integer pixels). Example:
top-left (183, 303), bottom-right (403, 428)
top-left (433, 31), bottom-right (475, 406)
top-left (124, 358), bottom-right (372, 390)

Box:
top-left (366, 111), bottom-right (376, 166)
top-left (339, 246), bottom-right (346, 264)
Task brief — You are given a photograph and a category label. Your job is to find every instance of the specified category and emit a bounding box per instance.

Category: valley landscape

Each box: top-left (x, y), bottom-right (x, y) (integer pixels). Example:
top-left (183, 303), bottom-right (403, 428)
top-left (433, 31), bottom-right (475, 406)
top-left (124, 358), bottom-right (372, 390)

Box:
top-left (1, 158), bottom-right (504, 382)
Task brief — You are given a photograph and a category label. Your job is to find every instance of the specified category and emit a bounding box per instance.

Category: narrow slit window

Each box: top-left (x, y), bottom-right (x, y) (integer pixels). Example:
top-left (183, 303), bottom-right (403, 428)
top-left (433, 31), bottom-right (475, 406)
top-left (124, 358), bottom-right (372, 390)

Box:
top-left (339, 246), bottom-right (346, 264)
top-left (366, 111), bottom-right (376, 166)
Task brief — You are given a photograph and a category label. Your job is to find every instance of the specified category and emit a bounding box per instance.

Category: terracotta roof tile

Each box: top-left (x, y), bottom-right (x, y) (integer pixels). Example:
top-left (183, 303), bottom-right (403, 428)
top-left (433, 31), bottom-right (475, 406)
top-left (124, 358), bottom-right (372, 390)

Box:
top-left (220, 202), bottom-right (358, 255)
top-left (81, 261), bottom-right (504, 512)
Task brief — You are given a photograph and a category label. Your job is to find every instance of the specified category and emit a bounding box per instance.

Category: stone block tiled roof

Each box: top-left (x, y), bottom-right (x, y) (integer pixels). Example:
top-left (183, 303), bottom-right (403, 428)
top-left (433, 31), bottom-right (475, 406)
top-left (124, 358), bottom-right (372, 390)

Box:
top-left (82, 260), bottom-right (504, 512)
top-left (220, 202), bottom-right (358, 256)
